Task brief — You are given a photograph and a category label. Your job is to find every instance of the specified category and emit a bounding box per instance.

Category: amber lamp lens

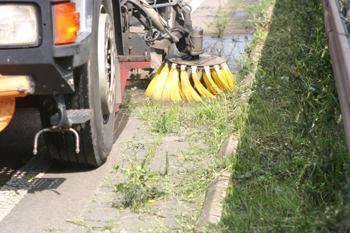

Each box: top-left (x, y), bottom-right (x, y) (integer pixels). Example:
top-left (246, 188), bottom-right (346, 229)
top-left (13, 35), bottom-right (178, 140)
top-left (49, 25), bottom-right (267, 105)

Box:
top-left (54, 2), bottom-right (80, 44)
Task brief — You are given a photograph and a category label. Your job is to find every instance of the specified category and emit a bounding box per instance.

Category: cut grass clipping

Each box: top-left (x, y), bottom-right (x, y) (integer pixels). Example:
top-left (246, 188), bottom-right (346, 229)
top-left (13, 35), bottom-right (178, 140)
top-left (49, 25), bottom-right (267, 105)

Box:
top-left (218, 0), bottom-right (350, 232)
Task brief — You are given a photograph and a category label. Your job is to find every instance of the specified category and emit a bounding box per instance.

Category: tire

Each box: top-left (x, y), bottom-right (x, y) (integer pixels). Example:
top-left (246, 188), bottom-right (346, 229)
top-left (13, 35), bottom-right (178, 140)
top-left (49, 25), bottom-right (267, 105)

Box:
top-left (40, 0), bottom-right (119, 168)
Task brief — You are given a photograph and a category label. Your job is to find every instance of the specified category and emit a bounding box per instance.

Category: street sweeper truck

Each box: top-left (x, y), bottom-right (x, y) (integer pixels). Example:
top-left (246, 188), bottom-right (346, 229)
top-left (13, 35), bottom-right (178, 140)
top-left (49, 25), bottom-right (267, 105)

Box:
top-left (0, 0), bottom-right (234, 167)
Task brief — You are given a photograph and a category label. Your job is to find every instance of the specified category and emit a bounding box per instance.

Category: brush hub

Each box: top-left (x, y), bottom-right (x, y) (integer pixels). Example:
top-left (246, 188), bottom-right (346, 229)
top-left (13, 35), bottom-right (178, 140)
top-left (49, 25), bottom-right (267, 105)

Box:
top-left (165, 53), bottom-right (226, 69)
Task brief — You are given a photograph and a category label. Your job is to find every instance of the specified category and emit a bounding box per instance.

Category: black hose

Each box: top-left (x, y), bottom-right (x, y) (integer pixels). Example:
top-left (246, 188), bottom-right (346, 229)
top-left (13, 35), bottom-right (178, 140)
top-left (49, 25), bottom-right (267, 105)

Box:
top-left (143, 30), bottom-right (161, 42)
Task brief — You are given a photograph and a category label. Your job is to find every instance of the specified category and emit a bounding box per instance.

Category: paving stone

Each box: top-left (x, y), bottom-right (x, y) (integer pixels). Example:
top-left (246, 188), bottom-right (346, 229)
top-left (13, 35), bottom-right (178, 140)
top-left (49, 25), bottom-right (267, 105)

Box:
top-left (70, 227), bottom-right (88, 233)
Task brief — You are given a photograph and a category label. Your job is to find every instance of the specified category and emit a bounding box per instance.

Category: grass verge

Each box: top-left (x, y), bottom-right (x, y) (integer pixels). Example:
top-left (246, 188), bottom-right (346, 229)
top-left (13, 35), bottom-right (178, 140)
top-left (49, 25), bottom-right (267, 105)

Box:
top-left (218, 0), bottom-right (350, 232)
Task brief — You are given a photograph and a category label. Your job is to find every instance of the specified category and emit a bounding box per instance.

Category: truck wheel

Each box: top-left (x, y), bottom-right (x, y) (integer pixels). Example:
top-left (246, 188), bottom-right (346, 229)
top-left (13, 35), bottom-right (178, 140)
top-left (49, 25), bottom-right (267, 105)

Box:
top-left (40, 0), bottom-right (119, 167)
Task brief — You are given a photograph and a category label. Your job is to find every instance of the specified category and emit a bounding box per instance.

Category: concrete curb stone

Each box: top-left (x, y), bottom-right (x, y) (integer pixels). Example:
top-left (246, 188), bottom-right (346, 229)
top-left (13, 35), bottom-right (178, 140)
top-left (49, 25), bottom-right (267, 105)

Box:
top-left (218, 136), bottom-right (238, 159)
top-left (197, 137), bottom-right (236, 228)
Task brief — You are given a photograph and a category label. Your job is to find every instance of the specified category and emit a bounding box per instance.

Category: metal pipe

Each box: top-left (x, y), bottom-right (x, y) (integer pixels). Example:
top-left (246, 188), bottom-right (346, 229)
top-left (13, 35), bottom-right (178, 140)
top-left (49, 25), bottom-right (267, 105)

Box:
top-left (140, 0), bottom-right (167, 31)
top-left (33, 128), bottom-right (80, 155)
top-left (329, 0), bottom-right (350, 99)
top-left (149, 2), bottom-right (178, 8)
top-left (68, 128), bottom-right (80, 154)
top-left (151, 30), bottom-right (183, 49)
top-left (140, 0), bottom-right (179, 42)
top-left (33, 128), bottom-right (51, 155)
top-left (322, 0), bottom-right (350, 158)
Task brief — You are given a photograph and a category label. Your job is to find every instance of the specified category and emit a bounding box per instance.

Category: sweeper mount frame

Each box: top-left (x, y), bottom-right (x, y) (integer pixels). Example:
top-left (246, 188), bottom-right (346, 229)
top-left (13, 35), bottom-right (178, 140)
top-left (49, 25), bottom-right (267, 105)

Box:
top-left (121, 0), bottom-right (205, 61)
top-left (165, 54), bottom-right (227, 69)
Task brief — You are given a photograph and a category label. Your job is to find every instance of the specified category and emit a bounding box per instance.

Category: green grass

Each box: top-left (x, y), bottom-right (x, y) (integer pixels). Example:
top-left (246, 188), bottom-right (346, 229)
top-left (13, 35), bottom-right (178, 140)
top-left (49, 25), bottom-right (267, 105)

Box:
top-left (218, 0), bottom-right (350, 232)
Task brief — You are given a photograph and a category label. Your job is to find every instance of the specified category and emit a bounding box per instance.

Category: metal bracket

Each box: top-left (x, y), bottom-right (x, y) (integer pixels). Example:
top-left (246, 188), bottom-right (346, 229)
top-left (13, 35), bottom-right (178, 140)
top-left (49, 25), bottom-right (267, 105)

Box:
top-left (118, 55), bottom-right (151, 62)
top-left (123, 32), bottom-right (151, 56)
top-left (165, 53), bottom-right (226, 68)
top-left (32, 93), bottom-right (93, 155)
top-left (33, 128), bottom-right (80, 155)
top-left (52, 93), bottom-right (72, 130)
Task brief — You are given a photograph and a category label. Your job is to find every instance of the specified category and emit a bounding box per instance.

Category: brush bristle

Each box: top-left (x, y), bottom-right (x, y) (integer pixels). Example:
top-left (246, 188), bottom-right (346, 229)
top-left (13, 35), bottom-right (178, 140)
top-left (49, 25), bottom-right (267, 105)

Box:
top-left (145, 61), bottom-right (236, 101)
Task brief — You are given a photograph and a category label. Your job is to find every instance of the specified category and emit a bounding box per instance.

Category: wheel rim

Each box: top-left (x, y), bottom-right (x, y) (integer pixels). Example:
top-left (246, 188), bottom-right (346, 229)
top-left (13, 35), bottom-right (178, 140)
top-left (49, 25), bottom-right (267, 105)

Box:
top-left (98, 13), bottom-right (116, 116)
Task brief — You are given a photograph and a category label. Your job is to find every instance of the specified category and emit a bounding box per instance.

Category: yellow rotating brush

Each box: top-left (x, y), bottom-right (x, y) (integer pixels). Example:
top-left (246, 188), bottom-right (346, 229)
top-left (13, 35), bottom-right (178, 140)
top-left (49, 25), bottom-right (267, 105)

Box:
top-left (212, 65), bottom-right (231, 91)
top-left (203, 66), bottom-right (222, 94)
top-left (145, 54), bottom-right (235, 101)
top-left (180, 65), bottom-right (202, 102)
top-left (191, 66), bottom-right (213, 98)
top-left (145, 62), bottom-right (170, 99)
top-left (220, 63), bottom-right (235, 88)
top-left (157, 63), bottom-right (182, 101)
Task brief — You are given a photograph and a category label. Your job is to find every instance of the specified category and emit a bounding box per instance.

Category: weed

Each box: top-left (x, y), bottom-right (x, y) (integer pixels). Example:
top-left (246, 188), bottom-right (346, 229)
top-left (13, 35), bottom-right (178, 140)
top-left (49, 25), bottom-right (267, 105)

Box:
top-left (131, 100), bottom-right (182, 135)
top-left (112, 161), bottom-right (163, 210)
top-left (65, 217), bottom-right (95, 231)
top-left (152, 104), bottom-right (181, 134)
top-left (44, 227), bottom-right (63, 232)
top-left (205, 0), bottom-right (245, 37)
top-left (66, 218), bottom-right (85, 226)
top-left (186, 92), bottom-right (240, 153)
top-left (129, 98), bottom-right (159, 122)
top-left (213, 5), bottom-right (231, 38)
top-left (98, 220), bottom-right (119, 233)
top-left (141, 135), bottom-right (162, 167)
top-left (242, 0), bottom-right (272, 30)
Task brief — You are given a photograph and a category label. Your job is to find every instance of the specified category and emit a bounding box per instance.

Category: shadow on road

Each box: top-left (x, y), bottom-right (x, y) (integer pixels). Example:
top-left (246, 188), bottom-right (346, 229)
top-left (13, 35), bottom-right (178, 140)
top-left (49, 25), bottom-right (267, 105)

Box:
top-left (0, 108), bottom-right (43, 187)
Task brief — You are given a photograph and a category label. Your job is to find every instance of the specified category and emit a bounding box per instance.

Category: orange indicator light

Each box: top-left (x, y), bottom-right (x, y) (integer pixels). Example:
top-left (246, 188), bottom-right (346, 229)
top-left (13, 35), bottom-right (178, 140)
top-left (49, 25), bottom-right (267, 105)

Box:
top-left (54, 2), bottom-right (80, 44)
